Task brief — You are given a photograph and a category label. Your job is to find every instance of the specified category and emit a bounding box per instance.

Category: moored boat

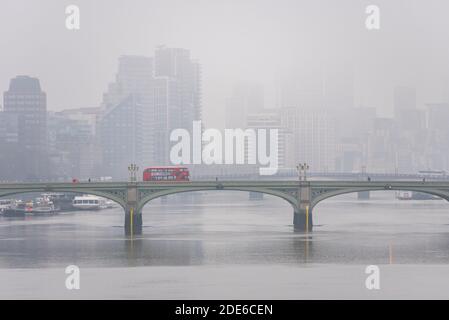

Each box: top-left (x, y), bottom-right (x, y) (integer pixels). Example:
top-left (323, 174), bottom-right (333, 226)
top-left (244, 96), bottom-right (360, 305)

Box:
top-left (396, 190), bottom-right (442, 200)
top-left (0, 199), bottom-right (13, 214)
top-left (31, 196), bottom-right (58, 215)
top-left (396, 191), bottom-right (412, 200)
top-left (2, 200), bottom-right (32, 217)
top-left (72, 195), bottom-right (106, 210)
top-left (42, 193), bottom-right (76, 211)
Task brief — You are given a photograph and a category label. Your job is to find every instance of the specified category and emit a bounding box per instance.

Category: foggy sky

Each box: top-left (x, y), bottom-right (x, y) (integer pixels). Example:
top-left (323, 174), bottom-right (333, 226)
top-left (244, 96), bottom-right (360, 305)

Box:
top-left (1, 0), bottom-right (449, 128)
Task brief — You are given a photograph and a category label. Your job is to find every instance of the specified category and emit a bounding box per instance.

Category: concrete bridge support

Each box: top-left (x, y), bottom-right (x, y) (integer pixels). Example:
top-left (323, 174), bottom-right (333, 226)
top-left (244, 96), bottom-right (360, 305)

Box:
top-left (125, 206), bottom-right (142, 235)
top-left (293, 208), bottom-right (313, 232)
top-left (293, 185), bottom-right (313, 232)
top-left (125, 185), bottom-right (142, 236)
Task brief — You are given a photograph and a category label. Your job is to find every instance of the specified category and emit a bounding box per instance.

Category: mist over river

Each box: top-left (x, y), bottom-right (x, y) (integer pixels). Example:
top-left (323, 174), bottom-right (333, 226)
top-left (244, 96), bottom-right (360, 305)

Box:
top-left (1, 190), bottom-right (449, 299)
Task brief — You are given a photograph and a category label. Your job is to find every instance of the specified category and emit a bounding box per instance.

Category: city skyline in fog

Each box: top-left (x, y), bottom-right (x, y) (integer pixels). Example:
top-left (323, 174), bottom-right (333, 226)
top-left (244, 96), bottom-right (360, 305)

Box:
top-left (1, 0), bottom-right (449, 128)
top-left (3, 1), bottom-right (449, 302)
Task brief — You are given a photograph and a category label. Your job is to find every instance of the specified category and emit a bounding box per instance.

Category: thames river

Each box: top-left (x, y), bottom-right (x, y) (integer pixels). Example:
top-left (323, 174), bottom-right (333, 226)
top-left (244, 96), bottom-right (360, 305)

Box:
top-left (1, 190), bottom-right (449, 299)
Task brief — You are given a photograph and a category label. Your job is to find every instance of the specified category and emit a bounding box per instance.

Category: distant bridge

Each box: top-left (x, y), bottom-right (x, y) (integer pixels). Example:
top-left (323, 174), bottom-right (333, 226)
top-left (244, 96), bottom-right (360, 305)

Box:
top-left (2, 180), bottom-right (449, 235)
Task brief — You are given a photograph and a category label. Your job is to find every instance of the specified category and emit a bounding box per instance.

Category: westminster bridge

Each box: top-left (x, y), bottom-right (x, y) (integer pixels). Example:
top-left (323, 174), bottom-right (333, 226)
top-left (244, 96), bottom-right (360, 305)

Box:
top-left (1, 180), bottom-right (449, 235)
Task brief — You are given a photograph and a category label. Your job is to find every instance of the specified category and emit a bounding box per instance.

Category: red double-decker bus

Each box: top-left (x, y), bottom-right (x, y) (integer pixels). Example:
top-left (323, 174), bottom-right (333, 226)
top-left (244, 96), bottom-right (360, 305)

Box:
top-left (142, 166), bottom-right (190, 182)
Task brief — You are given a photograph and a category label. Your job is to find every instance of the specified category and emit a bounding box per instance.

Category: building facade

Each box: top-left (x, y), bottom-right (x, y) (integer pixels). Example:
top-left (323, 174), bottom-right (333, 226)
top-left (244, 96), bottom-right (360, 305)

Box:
top-left (153, 46), bottom-right (202, 164)
top-left (97, 48), bottom-right (202, 178)
top-left (280, 107), bottom-right (336, 172)
top-left (2, 76), bottom-right (48, 181)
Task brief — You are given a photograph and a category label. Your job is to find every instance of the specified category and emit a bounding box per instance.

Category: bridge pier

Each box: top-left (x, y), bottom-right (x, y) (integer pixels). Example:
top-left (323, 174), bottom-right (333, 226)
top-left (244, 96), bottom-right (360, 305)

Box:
top-left (125, 185), bottom-right (142, 236)
top-left (125, 207), bottom-right (142, 236)
top-left (294, 185), bottom-right (313, 232)
top-left (293, 208), bottom-right (313, 232)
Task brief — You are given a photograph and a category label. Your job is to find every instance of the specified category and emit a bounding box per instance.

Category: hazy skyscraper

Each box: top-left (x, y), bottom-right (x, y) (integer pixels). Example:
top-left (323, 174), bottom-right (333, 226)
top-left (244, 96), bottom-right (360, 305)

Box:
top-left (98, 56), bottom-right (153, 176)
top-left (102, 55), bottom-right (153, 109)
top-left (425, 103), bottom-right (449, 170)
top-left (98, 95), bottom-right (144, 178)
top-left (47, 108), bottom-right (99, 180)
top-left (246, 111), bottom-right (285, 168)
top-left (281, 107), bottom-right (336, 171)
top-left (3, 76), bottom-right (48, 181)
top-left (393, 86), bottom-right (423, 131)
top-left (0, 112), bottom-right (19, 181)
top-left (97, 48), bottom-right (201, 176)
top-left (153, 46), bottom-right (202, 164)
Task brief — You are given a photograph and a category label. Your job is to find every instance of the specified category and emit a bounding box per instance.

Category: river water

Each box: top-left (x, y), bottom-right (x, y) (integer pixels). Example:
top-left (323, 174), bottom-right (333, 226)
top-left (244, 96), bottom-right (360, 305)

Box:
top-left (1, 190), bottom-right (449, 299)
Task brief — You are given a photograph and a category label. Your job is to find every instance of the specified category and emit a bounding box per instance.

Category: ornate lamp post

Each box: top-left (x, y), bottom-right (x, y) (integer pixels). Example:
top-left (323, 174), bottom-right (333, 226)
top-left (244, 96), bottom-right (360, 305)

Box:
top-left (128, 163), bottom-right (139, 182)
top-left (296, 163), bottom-right (310, 181)
top-left (296, 163), bottom-right (302, 181)
top-left (302, 163), bottom-right (309, 181)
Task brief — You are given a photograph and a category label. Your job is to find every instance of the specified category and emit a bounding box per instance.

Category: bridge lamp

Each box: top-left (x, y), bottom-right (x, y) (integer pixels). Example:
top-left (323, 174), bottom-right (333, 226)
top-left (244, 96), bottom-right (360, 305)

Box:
top-left (128, 163), bottom-right (139, 182)
top-left (302, 163), bottom-right (310, 181)
top-left (296, 163), bottom-right (310, 181)
top-left (296, 164), bottom-right (302, 181)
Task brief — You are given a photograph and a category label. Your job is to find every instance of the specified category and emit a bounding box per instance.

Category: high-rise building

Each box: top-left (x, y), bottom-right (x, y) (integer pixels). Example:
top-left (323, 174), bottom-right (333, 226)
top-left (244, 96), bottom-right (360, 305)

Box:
top-left (97, 95), bottom-right (144, 178)
top-left (393, 86), bottom-right (424, 133)
top-left (2, 76), bottom-right (48, 181)
top-left (366, 118), bottom-right (397, 173)
top-left (98, 56), bottom-right (153, 176)
top-left (153, 46), bottom-right (202, 164)
top-left (333, 107), bottom-right (376, 172)
top-left (47, 108), bottom-right (100, 180)
top-left (275, 63), bottom-right (352, 171)
top-left (391, 86), bottom-right (427, 173)
top-left (0, 112), bottom-right (19, 181)
top-left (425, 103), bottom-right (449, 170)
top-left (97, 48), bottom-right (202, 176)
top-left (246, 110), bottom-right (285, 168)
top-left (281, 107), bottom-right (336, 171)
top-left (102, 55), bottom-right (153, 109)
top-left (426, 103), bottom-right (449, 133)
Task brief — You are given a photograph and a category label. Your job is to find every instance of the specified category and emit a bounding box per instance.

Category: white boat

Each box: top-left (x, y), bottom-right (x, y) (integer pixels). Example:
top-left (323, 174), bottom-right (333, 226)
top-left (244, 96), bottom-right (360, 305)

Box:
top-left (104, 200), bottom-right (118, 209)
top-left (396, 190), bottom-right (440, 200)
top-left (396, 191), bottom-right (412, 200)
top-left (72, 195), bottom-right (106, 210)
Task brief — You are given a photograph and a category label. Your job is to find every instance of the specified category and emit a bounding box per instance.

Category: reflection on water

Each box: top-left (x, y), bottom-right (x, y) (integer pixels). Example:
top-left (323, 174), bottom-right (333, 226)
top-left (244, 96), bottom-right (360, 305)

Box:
top-left (1, 191), bottom-right (449, 268)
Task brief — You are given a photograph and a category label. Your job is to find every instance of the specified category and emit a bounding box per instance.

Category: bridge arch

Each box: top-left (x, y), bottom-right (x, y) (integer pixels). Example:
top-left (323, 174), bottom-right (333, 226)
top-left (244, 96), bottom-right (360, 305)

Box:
top-left (310, 186), bottom-right (449, 210)
top-left (137, 187), bottom-right (299, 213)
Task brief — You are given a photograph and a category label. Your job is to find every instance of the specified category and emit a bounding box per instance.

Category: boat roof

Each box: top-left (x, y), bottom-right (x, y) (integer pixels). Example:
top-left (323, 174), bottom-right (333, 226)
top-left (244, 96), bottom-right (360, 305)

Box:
top-left (73, 195), bottom-right (101, 199)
